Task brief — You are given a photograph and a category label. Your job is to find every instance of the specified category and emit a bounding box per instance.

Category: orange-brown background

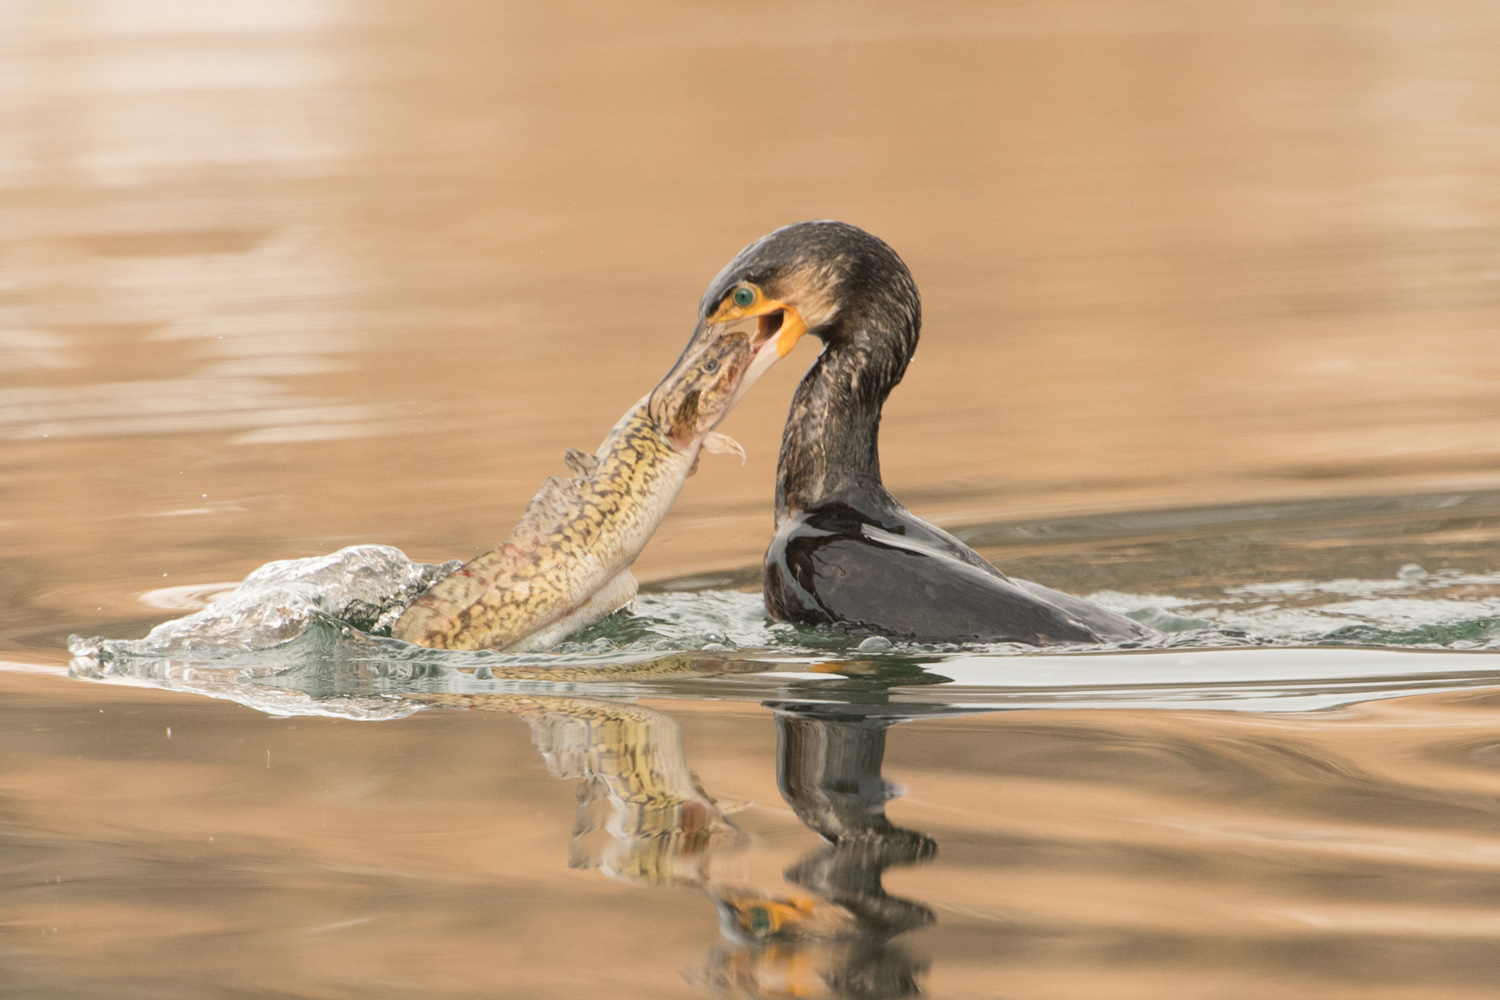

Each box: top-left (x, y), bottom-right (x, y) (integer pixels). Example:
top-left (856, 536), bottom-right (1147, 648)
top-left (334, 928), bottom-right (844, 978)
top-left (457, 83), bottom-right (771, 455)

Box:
top-left (4, 1), bottom-right (1499, 645)
top-left (5, 5), bottom-right (1500, 997)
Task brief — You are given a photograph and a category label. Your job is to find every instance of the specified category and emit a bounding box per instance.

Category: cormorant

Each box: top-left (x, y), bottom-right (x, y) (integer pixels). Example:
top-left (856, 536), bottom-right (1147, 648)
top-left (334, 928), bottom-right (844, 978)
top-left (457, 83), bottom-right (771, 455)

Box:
top-left (669, 220), bottom-right (1153, 646)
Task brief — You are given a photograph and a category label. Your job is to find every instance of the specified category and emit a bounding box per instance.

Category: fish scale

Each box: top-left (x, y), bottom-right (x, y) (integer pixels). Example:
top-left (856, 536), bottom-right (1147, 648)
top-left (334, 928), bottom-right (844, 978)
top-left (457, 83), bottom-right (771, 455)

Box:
top-left (392, 400), bottom-right (694, 650)
top-left (392, 329), bottom-right (755, 651)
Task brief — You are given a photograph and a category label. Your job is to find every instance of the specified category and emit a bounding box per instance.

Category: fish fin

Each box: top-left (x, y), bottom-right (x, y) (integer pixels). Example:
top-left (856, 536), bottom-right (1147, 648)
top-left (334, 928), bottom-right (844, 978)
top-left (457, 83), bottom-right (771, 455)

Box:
top-left (703, 431), bottom-right (746, 465)
top-left (563, 448), bottom-right (598, 477)
top-left (512, 476), bottom-right (579, 549)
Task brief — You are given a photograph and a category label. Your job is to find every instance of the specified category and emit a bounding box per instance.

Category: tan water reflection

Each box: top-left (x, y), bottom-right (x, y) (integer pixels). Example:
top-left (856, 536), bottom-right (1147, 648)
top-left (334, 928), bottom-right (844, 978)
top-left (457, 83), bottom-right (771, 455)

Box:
top-left (427, 694), bottom-right (931, 998)
top-left (13, 668), bottom-right (1500, 997)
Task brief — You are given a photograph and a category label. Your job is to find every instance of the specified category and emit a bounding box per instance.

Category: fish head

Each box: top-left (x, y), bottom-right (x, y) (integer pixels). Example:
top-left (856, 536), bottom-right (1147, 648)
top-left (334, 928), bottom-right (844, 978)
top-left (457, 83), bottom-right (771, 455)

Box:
top-left (648, 323), bottom-right (758, 449)
top-left (653, 222), bottom-right (916, 450)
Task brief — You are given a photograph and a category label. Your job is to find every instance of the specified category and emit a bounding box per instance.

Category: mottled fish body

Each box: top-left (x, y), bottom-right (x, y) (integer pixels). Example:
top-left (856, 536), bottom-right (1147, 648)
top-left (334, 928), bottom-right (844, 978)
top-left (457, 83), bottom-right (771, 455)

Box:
top-left (393, 328), bottom-right (760, 651)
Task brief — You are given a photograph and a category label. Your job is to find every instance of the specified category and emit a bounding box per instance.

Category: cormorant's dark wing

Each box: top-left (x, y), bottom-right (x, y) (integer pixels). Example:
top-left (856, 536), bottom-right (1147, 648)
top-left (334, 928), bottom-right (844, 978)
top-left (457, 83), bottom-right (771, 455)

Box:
top-left (765, 529), bottom-right (1102, 645)
top-left (1010, 578), bottom-right (1155, 643)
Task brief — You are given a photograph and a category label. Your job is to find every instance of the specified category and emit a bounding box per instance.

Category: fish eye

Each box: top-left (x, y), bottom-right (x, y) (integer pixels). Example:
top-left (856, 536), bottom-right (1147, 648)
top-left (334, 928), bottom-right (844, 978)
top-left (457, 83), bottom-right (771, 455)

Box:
top-left (732, 286), bottom-right (755, 308)
top-left (703, 358), bottom-right (719, 372)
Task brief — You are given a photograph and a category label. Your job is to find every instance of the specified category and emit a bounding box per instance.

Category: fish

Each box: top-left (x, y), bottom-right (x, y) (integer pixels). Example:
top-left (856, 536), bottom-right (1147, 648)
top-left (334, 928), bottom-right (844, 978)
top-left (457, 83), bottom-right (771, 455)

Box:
top-left (392, 318), bottom-right (785, 651)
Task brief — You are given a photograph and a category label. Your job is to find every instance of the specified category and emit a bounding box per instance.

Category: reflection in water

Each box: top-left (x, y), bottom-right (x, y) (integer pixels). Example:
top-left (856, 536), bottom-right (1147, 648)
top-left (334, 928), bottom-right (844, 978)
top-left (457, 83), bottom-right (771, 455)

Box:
top-left (516, 697), bottom-right (745, 889)
top-left (19, 665), bottom-right (1500, 995)
top-left (440, 694), bottom-right (937, 998)
top-left (704, 707), bottom-right (935, 1000)
top-left (775, 710), bottom-right (935, 938)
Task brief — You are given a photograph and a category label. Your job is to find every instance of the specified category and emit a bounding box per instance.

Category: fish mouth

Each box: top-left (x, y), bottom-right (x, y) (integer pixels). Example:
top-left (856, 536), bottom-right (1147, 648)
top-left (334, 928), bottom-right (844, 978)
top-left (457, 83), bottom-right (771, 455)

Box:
top-left (710, 304), bottom-right (806, 416)
top-left (652, 302), bottom-right (808, 444)
top-left (649, 320), bottom-right (755, 448)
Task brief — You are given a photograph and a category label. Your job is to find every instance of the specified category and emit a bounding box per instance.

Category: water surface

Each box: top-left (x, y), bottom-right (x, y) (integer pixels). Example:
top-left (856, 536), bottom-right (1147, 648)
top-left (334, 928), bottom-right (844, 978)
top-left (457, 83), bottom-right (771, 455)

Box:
top-left (5, 2), bottom-right (1500, 997)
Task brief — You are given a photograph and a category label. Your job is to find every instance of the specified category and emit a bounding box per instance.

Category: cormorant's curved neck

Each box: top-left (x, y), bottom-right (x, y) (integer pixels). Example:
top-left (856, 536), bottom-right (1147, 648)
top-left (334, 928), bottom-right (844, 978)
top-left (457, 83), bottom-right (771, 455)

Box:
top-left (775, 322), bottom-right (911, 520)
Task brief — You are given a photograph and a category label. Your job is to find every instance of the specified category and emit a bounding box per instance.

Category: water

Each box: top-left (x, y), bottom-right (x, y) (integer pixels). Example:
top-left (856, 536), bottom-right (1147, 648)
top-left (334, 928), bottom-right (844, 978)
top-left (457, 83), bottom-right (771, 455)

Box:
top-left (60, 502), bottom-right (1500, 717)
top-left (7, 1), bottom-right (1500, 997)
top-left (23, 492), bottom-right (1500, 999)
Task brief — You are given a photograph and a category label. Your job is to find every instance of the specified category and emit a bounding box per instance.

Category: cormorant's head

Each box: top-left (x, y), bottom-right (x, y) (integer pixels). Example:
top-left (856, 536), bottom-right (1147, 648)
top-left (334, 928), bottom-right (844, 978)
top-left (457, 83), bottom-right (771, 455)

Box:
top-left (659, 221), bottom-right (921, 413)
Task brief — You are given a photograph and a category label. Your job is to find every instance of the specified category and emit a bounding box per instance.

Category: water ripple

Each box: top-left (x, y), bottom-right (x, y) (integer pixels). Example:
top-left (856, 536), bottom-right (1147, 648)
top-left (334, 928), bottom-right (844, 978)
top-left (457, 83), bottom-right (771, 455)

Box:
top-left (62, 544), bottom-right (1500, 721)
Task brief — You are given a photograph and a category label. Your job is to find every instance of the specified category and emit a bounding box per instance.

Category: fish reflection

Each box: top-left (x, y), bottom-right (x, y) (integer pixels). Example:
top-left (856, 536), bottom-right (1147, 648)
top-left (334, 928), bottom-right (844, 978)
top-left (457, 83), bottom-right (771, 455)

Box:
top-left (513, 696), bottom-right (747, 888)
top-left (437, 692), bottom-right (936, 998)
top-left (423, 694), bottom-right (745, 889)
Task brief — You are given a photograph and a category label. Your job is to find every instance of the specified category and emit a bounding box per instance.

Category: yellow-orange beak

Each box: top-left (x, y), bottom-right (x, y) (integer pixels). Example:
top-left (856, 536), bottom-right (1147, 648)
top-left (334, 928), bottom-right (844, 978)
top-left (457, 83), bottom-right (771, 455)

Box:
top-left (702, 293), bottom-right (808, 360)
top-left (704, 296), bottom-right (808, 394)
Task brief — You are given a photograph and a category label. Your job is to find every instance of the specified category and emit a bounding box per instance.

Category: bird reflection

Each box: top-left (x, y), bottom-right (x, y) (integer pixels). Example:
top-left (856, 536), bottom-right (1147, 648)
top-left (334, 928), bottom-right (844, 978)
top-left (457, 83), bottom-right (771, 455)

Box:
top-left (702, 705), bottom-right (933, 1000)
top-left (439, 692), bottom-right (936, 998)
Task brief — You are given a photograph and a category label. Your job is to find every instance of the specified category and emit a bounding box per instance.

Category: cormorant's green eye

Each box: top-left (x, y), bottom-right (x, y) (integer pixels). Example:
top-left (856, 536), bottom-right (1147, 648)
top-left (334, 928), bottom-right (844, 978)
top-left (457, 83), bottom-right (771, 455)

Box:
top-left (732, 286), bottom-right (755, 308)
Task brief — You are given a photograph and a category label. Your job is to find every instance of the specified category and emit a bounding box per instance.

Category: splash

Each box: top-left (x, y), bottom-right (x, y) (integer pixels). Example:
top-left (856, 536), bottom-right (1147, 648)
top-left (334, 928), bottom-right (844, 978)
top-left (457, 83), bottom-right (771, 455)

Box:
top-left (67, 546), bottom-right (1500, 721)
